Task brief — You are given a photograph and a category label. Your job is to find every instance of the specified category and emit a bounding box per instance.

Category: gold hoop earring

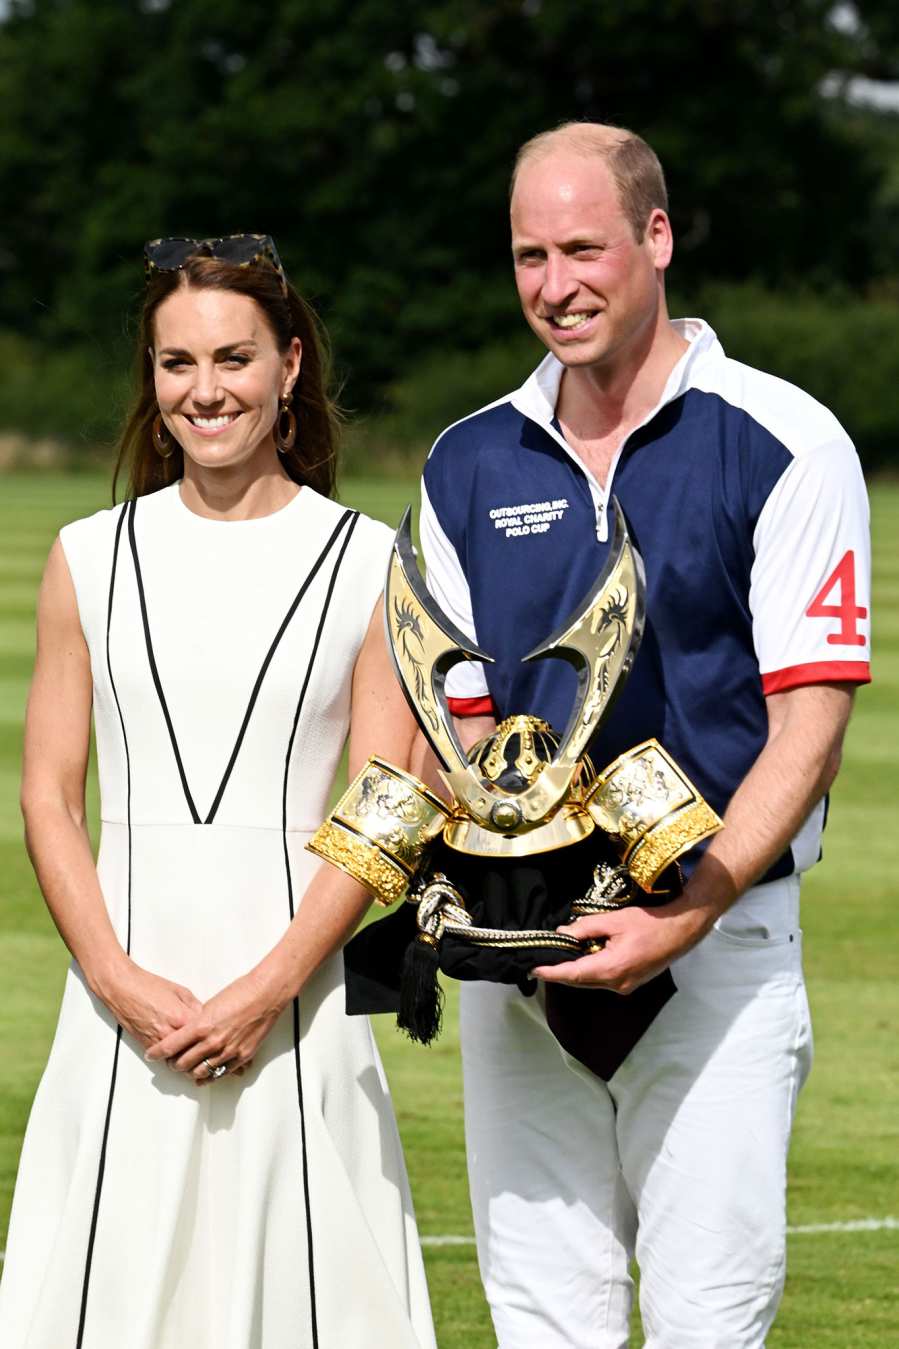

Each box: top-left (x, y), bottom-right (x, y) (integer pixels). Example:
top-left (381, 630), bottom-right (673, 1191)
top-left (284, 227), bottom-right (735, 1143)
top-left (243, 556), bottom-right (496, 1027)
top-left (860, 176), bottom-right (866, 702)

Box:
top-left (152, 413), bottom-right (174, 459)
top-left (276, 397), bottom-right (297, 453)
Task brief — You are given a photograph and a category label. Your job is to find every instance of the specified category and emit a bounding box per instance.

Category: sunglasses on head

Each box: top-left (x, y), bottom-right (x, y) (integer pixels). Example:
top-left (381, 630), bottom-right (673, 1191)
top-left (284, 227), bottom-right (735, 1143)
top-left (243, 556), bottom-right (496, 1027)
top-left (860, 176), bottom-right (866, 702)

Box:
top-left (143, 234), bottom-right (288, 295)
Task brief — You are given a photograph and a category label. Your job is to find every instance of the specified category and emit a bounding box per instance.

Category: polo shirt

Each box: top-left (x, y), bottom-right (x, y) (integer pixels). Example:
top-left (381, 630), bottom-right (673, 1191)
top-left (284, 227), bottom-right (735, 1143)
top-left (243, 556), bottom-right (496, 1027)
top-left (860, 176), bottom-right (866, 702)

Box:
top-left (420, 320), bottom-right (871, 878)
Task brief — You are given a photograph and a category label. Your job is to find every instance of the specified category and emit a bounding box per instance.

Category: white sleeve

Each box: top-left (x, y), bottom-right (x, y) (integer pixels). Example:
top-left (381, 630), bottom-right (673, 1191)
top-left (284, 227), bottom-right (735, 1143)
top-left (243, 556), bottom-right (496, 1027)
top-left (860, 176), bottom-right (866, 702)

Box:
top-left (750, 437), bottom-right (871, 693)
top-left (419, 478), bottom-right (491, 704)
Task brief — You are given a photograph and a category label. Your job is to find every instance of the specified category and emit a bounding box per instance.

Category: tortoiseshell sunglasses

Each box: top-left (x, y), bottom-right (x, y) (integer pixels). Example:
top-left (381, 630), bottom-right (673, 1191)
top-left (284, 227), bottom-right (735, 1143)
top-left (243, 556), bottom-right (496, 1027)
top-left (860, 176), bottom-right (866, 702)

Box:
top-left (143, 234), bottom-right (288, 296)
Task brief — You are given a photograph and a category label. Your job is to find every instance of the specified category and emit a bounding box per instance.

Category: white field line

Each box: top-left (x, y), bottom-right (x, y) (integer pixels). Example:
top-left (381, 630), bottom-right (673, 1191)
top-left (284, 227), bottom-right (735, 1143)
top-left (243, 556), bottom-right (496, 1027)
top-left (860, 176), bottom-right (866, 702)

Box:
top-left (420, 1217), bottom-right (899, 1247)
top-left (1, 1217), bottom-right (896, 1263)
top-left (786, 1217), bottom-right (898, 1235)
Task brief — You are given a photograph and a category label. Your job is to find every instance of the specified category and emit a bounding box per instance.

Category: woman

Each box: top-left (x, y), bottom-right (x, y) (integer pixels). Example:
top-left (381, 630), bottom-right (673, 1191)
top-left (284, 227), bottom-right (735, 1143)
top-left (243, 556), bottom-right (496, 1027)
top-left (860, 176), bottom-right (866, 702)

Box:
top-left (0, 236), bottom-right (436, 1349)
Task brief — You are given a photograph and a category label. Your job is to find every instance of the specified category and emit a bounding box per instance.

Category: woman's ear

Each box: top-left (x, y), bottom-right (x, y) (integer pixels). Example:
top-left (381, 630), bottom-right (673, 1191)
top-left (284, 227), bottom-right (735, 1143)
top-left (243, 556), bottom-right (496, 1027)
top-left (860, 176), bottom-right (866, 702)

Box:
top-left (283, 336), bottom-right (302, 395)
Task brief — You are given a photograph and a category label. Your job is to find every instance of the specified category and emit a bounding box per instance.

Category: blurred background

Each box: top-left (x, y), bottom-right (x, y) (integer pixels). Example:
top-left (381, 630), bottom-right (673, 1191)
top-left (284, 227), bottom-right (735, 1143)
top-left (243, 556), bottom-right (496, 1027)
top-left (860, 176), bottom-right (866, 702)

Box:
top-left (0, 0), bottom-right (898, 475)
top-left (1, 5), bottom-right (898, 1345)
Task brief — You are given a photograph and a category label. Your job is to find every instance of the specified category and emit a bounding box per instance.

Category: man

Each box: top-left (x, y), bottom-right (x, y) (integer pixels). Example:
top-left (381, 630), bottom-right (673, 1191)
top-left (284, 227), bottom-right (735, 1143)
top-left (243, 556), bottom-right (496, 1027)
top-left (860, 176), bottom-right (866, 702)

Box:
top-left (418, 123), bottom-right (870, 1348)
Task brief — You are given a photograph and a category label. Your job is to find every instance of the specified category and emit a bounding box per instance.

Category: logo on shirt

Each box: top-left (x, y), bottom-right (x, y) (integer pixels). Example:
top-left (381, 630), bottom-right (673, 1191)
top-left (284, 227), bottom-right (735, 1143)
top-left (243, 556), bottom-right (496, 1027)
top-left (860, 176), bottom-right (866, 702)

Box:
top-left (488, 498), bottom-right (570, 540)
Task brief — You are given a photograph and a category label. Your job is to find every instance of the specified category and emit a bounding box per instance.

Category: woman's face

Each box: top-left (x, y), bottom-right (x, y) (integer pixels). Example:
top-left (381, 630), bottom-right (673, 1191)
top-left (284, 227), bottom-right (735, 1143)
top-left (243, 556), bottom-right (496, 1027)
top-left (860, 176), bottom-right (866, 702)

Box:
top-left (152, 285), bottom-right (301, 473)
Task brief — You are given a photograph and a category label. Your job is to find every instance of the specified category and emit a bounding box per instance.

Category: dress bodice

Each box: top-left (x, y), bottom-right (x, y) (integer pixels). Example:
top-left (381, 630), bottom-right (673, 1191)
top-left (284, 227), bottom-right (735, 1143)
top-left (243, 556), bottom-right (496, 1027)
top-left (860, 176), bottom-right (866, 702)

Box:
top-left (60, 483), bottom-right (393, 833)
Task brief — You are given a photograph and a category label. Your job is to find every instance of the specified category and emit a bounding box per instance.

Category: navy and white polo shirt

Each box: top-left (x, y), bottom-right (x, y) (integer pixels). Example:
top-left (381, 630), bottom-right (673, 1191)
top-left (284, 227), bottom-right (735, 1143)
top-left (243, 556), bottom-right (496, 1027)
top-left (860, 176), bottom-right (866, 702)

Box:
top-left (420, 319), bottom-right (871, 879)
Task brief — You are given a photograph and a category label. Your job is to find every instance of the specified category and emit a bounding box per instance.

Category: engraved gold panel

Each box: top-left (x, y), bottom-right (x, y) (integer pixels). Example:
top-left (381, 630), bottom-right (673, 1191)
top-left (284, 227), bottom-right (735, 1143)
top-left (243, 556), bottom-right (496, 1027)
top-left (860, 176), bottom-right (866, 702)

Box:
top-left (386, 540), bottom-right (482, 781)
top-left (585, 739), bottom-right (723, 891)
top-left (522, 499), bottom-right (645, 800)
top-left (627, 800), bottom-right (723, 890)
top-left (337, 757), bottom-right (449, 868)
top-left (307, 820), bottom-right (409, 907)
top-left (586, 740), bottom-right (694, 840)
top-left (306, 757), bottom-right (450, 906)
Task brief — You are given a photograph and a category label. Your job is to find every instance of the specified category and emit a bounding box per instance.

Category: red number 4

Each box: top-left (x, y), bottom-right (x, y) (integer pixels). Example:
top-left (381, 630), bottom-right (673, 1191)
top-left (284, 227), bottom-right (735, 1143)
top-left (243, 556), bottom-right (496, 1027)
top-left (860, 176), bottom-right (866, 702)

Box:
top-left (806, 550), bottom-right (867, 646)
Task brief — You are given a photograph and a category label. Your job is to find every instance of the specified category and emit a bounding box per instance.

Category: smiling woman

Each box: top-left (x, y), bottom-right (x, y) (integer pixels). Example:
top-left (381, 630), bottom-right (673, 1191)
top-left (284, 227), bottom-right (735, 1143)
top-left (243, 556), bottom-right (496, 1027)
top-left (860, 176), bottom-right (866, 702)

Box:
top-left (113, 241), bottom-right (339, 503)
top-left (0, 240), bottom-right (437, 1349)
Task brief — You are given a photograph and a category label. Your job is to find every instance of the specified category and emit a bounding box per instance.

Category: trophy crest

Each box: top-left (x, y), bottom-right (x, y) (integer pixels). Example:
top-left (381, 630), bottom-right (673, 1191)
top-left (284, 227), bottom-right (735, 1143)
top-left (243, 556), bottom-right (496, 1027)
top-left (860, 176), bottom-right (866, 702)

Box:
top-left (384, 499), bottom-right (645, 838)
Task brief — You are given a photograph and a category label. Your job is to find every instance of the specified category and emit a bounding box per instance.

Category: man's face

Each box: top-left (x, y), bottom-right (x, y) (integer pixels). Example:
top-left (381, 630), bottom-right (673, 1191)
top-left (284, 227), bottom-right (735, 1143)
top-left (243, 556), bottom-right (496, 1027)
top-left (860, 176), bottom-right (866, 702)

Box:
top-left (511, 151), bottom-right (670, 373)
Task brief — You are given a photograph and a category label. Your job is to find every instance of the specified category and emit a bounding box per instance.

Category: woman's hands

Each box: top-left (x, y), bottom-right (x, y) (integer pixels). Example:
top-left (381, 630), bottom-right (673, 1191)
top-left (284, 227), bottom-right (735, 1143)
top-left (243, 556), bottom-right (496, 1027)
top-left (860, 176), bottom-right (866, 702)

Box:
top-left (102, 961), bottom-right (203, 1052)
top-left (144, 968), bottom-right (286, 1084)
top-left (142, 597), bottom-right (425, 1088)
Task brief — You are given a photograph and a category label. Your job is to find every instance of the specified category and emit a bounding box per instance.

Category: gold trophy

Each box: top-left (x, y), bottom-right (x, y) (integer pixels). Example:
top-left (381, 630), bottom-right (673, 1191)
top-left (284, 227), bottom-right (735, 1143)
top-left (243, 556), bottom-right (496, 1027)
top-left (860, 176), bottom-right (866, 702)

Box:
top-left (309, 501), bottom-right (721, 1043)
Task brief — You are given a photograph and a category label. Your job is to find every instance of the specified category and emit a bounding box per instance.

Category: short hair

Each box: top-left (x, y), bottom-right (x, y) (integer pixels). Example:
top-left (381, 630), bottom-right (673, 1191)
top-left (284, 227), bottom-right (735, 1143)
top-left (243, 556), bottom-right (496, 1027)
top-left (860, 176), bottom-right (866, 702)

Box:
top-left (511, 122), bottom-right (668, 242)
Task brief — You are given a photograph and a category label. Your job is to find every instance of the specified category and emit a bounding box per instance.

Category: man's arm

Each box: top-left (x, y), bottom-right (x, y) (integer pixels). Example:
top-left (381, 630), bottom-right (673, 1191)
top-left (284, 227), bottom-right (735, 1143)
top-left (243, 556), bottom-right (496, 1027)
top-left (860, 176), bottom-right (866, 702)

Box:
top-left (539, 422), bottom-right (870, 991)
top-left (534, 681), bottom-right (855, 992)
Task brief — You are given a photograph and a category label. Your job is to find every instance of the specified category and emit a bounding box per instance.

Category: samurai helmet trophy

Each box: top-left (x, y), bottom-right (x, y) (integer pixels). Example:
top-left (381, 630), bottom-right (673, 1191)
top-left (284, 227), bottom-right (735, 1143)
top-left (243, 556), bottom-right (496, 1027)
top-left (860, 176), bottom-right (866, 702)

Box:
top-left (385, 499), bottom-right (646, 856)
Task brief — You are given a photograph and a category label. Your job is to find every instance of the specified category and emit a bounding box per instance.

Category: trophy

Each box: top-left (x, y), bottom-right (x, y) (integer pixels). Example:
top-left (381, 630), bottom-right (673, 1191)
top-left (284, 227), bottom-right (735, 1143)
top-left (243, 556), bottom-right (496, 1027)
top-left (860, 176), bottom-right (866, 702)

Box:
top-left (308, 501), bottom-right (721, 1046)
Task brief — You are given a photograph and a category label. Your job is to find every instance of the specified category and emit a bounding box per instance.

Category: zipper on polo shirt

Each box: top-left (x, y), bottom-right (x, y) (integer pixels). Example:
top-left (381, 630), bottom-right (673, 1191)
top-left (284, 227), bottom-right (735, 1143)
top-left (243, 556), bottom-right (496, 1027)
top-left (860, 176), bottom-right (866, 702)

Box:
top-left (595, 438), bottom-right (630, 541)
top-left (540, 416), bottom-right (609, 541)
top-left (539, 413), bottom-right (626, 543)
top-left (518, 332), bottom-right (701, 542)
top-left (595, 496), bottom-right (607, 541)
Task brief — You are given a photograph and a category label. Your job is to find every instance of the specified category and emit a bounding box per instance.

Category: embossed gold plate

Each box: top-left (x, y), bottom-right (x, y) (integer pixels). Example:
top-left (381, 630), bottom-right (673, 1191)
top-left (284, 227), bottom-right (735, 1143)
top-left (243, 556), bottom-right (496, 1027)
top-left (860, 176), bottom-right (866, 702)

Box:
top-left (307, 758), bottom-right (450, 906)
top-left (585, 739), bottom-right (722, 889)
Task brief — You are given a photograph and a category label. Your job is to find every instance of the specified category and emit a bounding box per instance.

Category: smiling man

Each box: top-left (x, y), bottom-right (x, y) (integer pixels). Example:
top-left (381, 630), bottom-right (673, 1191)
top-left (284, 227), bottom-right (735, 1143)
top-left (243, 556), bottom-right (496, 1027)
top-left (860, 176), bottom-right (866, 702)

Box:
top-left (418, 123), bottom-right (871, 1348)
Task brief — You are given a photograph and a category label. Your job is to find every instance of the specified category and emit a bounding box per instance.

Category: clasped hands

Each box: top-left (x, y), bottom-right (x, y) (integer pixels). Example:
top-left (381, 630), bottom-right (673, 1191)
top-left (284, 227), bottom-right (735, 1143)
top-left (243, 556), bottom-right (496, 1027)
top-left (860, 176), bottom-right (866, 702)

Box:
top-left (104, 960), bottom-right (285, 1085)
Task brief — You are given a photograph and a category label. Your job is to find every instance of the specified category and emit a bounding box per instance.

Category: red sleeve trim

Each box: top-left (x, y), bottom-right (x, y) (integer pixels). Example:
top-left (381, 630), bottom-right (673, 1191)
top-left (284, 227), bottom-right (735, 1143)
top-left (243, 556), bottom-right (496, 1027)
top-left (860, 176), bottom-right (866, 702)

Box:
top-left (447, 695), bottom-right (496, 717)
top-left (761, 661), bottom-right (871, 694)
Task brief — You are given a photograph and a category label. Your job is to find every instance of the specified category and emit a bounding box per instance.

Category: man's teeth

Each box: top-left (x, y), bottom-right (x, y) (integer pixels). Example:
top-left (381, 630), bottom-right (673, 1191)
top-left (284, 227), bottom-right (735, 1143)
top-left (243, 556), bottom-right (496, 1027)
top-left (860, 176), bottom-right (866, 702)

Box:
top-left (554, 313), bottom-right (594, 329)
top-left (190, 414), bottom-right (238, 429)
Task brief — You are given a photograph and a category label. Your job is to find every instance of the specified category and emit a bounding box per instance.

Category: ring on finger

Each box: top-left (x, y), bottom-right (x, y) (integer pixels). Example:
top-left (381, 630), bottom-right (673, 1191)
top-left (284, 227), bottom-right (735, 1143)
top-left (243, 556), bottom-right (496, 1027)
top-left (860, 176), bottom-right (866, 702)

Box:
top-left (202, 1058), bottom-right (228, 1080)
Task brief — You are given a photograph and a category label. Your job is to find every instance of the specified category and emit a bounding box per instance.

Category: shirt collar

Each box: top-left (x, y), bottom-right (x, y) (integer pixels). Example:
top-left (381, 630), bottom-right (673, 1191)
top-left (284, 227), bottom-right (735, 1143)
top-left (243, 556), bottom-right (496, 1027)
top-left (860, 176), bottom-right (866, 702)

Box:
top-left (509, 318), bottom-right (722, 430)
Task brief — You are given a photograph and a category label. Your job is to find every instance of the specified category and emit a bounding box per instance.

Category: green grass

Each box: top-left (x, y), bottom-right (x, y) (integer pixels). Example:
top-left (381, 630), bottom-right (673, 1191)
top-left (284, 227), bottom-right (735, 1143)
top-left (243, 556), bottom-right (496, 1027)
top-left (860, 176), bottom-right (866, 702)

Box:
top-left (1, 471), bottom-right (897, 1346)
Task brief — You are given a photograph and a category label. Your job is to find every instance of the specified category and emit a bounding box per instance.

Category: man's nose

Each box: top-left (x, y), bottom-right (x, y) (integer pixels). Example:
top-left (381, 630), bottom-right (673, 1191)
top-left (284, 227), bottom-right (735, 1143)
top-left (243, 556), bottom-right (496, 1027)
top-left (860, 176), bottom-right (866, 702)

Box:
top-left (541, 254), bottom-right (577, 307)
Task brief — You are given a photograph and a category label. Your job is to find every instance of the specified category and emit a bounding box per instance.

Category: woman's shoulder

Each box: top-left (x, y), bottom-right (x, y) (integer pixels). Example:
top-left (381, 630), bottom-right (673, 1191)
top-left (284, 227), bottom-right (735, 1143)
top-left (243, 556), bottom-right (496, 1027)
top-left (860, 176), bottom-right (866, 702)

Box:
top-left (352, 510), bottom-right (395, 554)
top-left (305, 489), bottom-right (395, 559)
top-left (54, 500), bottom-right (130, 643)
top-left (58, 499), bottom-right (129, 569)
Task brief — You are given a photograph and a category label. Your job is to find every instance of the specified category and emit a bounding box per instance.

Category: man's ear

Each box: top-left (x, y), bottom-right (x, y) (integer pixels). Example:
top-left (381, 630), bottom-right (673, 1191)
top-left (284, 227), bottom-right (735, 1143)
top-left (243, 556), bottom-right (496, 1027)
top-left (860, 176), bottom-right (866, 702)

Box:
top-left (645, 209), bottom-right (674, 271)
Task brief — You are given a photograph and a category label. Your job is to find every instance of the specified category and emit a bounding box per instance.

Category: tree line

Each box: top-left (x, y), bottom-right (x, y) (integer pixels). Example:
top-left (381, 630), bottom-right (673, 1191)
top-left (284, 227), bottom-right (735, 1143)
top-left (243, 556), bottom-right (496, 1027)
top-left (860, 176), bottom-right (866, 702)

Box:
top-left (1, 0), bottom-right (897, 467)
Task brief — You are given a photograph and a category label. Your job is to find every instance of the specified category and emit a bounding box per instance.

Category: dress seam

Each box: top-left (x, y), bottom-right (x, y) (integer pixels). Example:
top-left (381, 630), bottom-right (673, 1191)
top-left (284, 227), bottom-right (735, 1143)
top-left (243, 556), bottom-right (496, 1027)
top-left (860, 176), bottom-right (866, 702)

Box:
top-left (281, 507), bottom-right (359, 1348)
top-left (127, 496), bottom-right (356, 827)
top-left (77, 499), bottom-right (131, 1348)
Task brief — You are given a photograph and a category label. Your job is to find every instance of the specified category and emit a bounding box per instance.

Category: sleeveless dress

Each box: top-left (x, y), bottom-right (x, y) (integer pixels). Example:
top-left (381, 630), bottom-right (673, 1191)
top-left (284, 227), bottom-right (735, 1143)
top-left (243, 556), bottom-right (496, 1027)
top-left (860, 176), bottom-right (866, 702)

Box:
top-left (0, 483), bottom-right (436, 1349)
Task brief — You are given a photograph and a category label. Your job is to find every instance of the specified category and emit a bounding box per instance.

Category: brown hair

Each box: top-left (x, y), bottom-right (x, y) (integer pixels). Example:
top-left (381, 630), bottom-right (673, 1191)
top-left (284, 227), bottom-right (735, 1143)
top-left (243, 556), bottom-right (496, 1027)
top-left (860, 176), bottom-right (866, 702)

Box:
top-left (511, 122), bottom-right (668, 242)
top-left (113, 255), bottom-right (341, 501)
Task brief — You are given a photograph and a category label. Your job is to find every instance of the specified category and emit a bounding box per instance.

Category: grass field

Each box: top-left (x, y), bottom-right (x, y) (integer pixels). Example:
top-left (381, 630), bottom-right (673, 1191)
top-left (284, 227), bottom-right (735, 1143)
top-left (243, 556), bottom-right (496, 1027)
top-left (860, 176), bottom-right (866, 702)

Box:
top-left (1, 471), bottom-right (897, 1346)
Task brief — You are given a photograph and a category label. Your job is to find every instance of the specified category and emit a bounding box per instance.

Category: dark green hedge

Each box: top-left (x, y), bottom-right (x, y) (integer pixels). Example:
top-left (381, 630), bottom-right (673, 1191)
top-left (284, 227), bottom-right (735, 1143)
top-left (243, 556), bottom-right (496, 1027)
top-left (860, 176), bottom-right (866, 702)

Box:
top-left (2, 285), bottom-right (897, 476)
top-left (693, 284), bottom-right (899, 474)
top-left (346, 284), bottom-right (899, 476)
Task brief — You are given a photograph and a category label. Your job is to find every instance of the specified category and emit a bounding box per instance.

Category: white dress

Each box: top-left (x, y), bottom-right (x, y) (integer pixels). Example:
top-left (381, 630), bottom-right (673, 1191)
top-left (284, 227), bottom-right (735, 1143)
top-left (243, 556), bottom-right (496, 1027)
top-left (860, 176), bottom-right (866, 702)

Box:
top-left (0, 483), bottom-right (436, 1349)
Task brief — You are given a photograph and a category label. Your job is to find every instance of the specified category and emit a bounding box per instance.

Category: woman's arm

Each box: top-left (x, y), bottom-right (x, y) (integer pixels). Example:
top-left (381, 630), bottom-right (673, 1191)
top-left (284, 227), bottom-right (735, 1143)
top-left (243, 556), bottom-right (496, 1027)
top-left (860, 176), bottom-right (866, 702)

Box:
top-left (22, 537), bottom-right (201, 1045)
top-left (147, 597), bottom-right (421, 1080)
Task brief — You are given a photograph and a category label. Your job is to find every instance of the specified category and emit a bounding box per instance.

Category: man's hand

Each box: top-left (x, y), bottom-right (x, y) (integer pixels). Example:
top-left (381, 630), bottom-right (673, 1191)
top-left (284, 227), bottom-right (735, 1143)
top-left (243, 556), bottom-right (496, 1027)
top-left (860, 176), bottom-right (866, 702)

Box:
top-left (533, 896), bottom-right (716, 993)
top-left (536, 684), bottom-right (856, 992)
top-left (145, 968), bottom-right (285, 1083)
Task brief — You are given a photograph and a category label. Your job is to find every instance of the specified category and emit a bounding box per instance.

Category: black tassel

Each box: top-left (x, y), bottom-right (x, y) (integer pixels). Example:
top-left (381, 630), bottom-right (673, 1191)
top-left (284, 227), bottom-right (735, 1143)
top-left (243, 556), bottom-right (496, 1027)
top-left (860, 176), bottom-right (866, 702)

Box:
top-left (397, 935), bottom-right (445, 1045)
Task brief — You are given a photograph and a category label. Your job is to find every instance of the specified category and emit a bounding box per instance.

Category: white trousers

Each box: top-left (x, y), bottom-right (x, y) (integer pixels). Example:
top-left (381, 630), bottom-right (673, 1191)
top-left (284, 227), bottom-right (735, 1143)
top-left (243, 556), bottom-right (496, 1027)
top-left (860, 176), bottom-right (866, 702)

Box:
top-left (461, 877), bottom-right (813, 1349)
